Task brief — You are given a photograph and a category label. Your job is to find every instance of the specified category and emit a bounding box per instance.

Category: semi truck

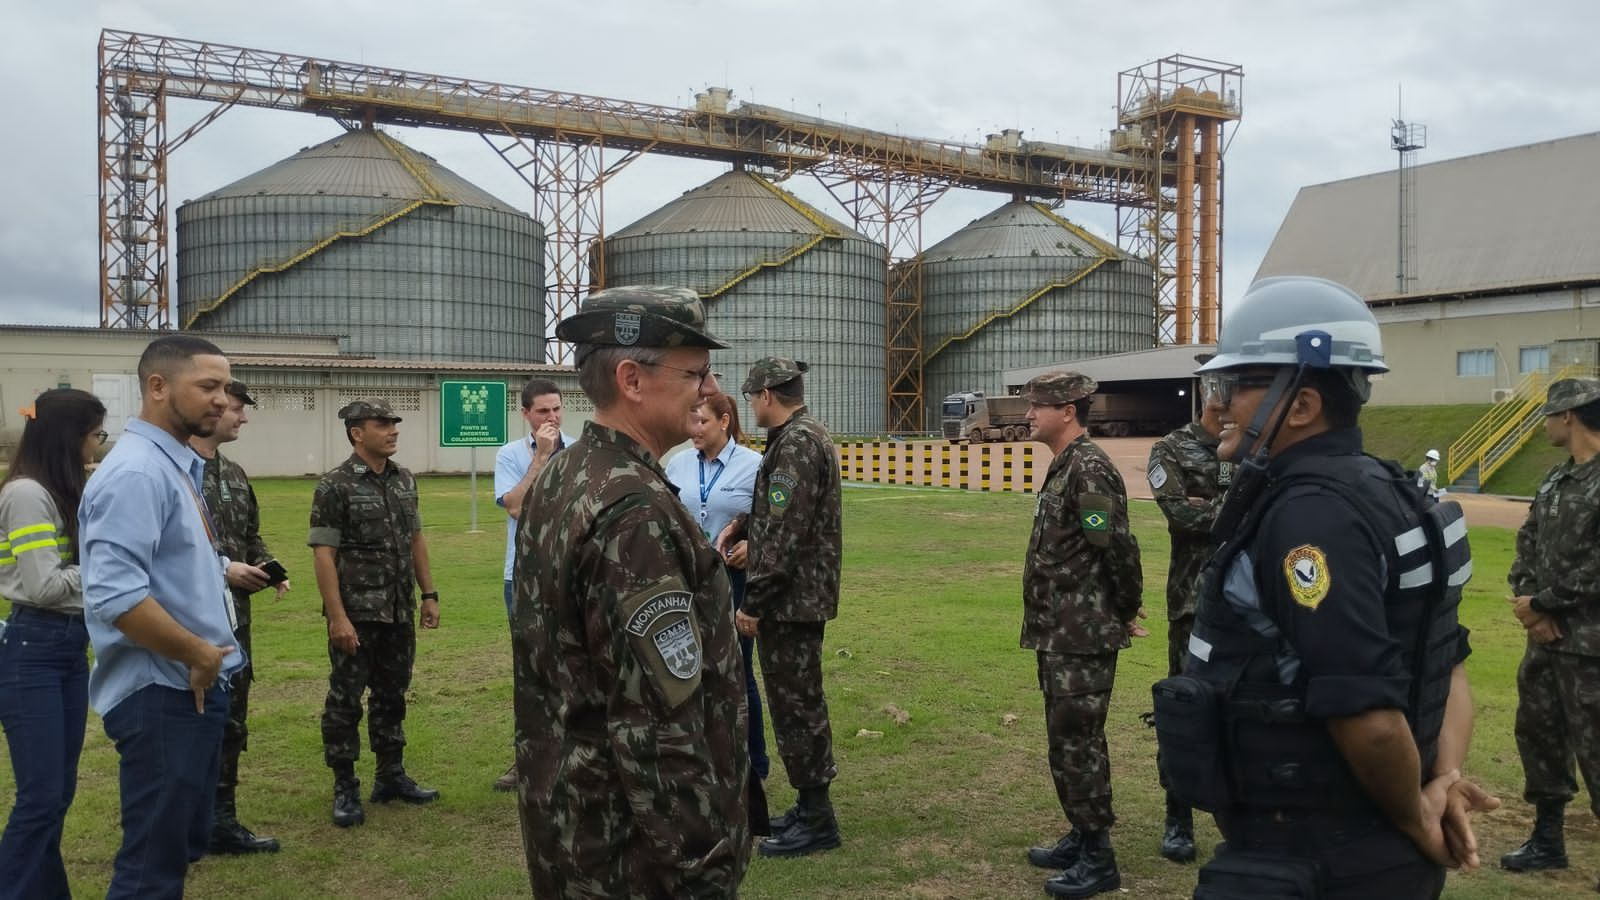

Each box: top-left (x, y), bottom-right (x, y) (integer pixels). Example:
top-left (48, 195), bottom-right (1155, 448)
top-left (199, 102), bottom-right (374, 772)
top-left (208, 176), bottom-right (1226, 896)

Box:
top-left (942, 391), bottom-right (1031, 442)
top-left (943, 389), bottom-right (1186, 442)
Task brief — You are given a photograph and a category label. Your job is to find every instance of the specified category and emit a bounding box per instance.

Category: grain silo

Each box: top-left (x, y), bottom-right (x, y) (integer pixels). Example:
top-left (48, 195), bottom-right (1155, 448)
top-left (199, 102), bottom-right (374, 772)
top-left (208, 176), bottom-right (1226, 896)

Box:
top-left (177, 128), bottom-right (542, 362)
top-left (601, 169), bottom-right (886, 435)
top-left (917, 201), bottom-right (1154, 430)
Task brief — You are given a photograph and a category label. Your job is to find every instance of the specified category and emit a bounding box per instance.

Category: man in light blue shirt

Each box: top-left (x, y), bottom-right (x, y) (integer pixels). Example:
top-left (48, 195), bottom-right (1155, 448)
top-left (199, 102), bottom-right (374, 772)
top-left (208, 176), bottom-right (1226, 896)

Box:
top-left (81, 335), bottom-right (270, 899)
top-left (490, 378), bottom-right (573, 791)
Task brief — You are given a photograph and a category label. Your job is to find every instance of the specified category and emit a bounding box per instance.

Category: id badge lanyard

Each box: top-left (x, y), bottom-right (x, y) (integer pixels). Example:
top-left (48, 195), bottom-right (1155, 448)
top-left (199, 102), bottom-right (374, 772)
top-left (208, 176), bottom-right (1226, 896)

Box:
top-left (697, 454), bottom-right (724, 538)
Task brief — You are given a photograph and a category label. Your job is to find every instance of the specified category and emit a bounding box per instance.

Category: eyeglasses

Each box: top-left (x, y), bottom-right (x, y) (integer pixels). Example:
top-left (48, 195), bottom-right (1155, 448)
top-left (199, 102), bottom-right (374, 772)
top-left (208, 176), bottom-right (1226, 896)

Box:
top-left (1200, 372), bottom-right (1279, 405)
top-left (94, 430), bottom-right (109, 445)
top-left (640, 360), bottom-right (715, 390)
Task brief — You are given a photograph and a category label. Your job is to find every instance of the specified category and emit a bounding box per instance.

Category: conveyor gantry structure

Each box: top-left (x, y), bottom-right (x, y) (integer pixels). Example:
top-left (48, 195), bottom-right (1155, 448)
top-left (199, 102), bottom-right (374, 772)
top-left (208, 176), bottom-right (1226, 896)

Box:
top-left (98, 28), bottom-right (1241, 434)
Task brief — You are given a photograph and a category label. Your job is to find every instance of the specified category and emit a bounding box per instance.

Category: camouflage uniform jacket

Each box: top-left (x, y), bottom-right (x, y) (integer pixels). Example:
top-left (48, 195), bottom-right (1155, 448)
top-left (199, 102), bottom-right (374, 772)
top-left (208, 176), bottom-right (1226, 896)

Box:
top-left (740, 406), bottom-right (842, 622)
top-left (202, 450), bottom-right (270, 629)
top-left (1022, 434), bottom-right (1143, 654)
top-left (307, 454), bottom-right (421, 625)
top-left (1147, 422), bottom-right (1230, 621)
top-left (1510, 455), bottom-right (1600, 656)
top-left (511, 422), bottom-right (751, 898)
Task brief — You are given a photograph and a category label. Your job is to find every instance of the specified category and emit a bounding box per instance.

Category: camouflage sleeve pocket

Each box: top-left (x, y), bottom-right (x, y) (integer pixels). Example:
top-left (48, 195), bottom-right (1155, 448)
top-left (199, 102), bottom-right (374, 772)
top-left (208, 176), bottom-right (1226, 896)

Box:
top-left (1077, 492), bottom-right (1115, 548)
top-left (620, 585), bottom-right (704, 710)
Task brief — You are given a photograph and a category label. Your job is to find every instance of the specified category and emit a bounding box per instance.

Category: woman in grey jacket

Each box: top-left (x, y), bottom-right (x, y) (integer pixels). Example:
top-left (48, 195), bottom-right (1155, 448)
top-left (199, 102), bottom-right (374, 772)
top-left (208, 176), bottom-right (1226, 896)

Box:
top-left (0, 388), bottom-right (106, 898)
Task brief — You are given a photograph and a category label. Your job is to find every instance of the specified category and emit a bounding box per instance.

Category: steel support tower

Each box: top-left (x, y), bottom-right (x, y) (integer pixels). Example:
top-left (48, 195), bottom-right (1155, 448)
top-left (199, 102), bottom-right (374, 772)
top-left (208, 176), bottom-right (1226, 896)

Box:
top-left (1391, 118), bottom-right (1426, 294)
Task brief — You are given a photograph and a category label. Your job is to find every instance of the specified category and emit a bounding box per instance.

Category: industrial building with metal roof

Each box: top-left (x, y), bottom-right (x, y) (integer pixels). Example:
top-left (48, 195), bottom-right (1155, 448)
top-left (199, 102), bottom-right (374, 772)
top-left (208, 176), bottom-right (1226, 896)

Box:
top-left (1256, 131), bottom-right (1600, 405)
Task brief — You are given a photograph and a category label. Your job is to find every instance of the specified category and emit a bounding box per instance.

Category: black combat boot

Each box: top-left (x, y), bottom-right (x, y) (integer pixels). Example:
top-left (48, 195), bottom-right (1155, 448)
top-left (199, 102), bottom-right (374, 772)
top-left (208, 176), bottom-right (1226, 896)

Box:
top-left (758, 785), bottom-right (841, 858)
top-left (1159, 794), bottom-right (1196, 863)
top-left (1501, 799), bottom-right (1568, 871)
top-left (209, 786), bottom-right (281, 854)
top-left (1044, 829), bottom-right (1120, 898)
top-left (332, 771), bottom-right (365, 828)
top-left (768, 804), bottom-right (800, 834)
top-left (371, 754), bottom-right (441, 805)
top-left (1027, 830), bottom-right (1083, 870)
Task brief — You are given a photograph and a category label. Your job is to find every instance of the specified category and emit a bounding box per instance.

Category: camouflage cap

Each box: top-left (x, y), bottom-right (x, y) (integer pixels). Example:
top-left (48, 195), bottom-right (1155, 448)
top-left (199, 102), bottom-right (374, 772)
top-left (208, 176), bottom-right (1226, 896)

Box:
top-left (1022, 370), bottom-right (1097, 405)
top-left (338, 398), bottom-right (403, 423)
top-left (1541, 377), bottom-right (1600, 416)
top-left (555, 285), bottom-right (728, 351)
top-left (742, 357), bottom-right (809, 394)
top-left (226, 380), bottom-right (257, 406)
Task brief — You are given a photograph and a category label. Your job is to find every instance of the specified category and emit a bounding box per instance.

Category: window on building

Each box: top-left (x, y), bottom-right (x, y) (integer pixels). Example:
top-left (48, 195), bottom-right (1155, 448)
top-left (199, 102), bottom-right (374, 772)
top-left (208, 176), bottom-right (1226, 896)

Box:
top-left (1456, 349), bottom-right (1495, 377)
top-left (1519, 346), bottom-right (1550, 374)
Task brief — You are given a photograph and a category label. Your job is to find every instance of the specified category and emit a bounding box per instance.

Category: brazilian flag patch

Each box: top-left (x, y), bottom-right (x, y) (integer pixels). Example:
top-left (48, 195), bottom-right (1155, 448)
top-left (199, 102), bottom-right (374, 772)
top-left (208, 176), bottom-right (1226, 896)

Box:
top-left (1080, 510), bottom-right (1109, 531)
top-left (769, 486), bottom-right (790, 509)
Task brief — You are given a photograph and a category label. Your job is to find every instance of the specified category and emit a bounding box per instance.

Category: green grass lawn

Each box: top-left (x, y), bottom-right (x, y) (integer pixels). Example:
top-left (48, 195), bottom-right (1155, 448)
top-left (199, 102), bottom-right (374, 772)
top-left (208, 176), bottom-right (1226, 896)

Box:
top-left (2, 476), bottom-right (1595, 897)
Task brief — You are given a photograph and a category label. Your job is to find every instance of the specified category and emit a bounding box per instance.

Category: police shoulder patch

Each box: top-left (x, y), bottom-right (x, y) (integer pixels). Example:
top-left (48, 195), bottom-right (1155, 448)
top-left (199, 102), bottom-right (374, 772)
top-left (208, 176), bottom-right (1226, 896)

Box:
top-left (1283, 544), bottom-right (1331, 610)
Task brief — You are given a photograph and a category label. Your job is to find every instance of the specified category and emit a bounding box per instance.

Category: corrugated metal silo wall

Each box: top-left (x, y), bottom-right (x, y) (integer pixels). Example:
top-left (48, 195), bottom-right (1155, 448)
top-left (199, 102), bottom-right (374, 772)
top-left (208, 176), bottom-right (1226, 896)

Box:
top-left (603, 232), bottom-right (887, 436)
top-left (920, 256), bottom-right (1155, 431)
top-left (177, 198), bottom-right (543, 363)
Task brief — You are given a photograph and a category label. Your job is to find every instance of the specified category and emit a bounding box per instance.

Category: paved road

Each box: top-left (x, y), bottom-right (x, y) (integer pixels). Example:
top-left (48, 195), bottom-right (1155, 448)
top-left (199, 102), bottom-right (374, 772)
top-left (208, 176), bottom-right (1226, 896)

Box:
top-left (1097, 437), bottom-right (1531, 530)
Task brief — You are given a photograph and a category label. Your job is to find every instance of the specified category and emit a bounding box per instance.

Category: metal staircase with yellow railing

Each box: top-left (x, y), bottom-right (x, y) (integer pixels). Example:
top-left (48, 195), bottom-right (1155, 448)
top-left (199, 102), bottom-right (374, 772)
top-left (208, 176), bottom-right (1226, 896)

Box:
top-left (1445, 364), bottom-right (1593, 492)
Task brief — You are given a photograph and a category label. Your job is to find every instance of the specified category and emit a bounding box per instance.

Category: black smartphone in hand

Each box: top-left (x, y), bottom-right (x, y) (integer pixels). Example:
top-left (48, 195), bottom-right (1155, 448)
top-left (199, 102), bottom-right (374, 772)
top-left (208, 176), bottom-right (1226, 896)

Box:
top-left (259, 558), bottom-right (289, 587)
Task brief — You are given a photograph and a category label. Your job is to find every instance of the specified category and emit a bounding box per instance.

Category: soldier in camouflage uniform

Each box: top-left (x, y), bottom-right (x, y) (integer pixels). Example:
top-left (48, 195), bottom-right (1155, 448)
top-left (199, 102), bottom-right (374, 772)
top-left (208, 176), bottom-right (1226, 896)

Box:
top-left (1144, 398), bottom-right (1229, 863)
top-left (512, 286), bottom-right (751, 898)
top-left (722, 356), bottom-right (844, 859)
top-left (1503, 376), bottom-right (1600, 884)
top-left (1020, 371), bottom-right (1144, 899)
top-left (191, 381), bottom-right (285, 854)
top-left (308, 397), bottom-right (440, 829)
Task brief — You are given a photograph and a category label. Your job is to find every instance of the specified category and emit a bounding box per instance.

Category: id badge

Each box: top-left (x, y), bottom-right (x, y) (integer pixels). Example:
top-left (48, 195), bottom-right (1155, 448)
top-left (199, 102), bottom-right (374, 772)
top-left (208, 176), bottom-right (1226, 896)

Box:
top-left (222, 586), bottom-right (238, 631)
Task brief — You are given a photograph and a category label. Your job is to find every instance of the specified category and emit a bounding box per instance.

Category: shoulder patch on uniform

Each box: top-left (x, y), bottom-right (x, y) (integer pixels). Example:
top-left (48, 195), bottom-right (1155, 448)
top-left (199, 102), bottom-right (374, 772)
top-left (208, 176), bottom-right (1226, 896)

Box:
top-left (623, 589), bottom-right (703, 695)
top-left (768, 473), bottom-right (795, 511)
top-left (1283, 544), bottom-right (1331, 610)
top-left (1147, 463), bottom-right (1169, 491)
top-left (771, 472), bottom-right (798, 490)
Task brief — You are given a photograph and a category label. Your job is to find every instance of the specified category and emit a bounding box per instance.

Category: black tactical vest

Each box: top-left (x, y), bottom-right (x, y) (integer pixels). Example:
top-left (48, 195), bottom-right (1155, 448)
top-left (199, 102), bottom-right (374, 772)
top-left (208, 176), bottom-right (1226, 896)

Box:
top-left (1157, 452), bottom-right (1468, 813)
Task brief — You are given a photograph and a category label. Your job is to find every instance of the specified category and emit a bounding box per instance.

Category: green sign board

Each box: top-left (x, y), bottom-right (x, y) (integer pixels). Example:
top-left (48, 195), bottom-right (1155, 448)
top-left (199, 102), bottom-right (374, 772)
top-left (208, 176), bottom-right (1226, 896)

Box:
top-left (439, 381), bottom-right (508, 447)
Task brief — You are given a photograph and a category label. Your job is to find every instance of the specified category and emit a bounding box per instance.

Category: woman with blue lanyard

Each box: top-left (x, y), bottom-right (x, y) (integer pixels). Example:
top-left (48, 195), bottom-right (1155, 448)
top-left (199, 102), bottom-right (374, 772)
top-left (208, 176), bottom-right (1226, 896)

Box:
top-left (0, 388), bottom-right (106, 897)
top-left (665, 392), bottom-right (770, 780)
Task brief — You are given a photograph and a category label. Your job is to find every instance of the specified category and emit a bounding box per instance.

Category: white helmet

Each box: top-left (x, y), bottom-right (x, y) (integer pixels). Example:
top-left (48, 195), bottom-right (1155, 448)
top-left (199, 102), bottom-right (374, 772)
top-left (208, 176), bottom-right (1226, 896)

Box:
top-left (1424, 449), bottom-right (1441, 462)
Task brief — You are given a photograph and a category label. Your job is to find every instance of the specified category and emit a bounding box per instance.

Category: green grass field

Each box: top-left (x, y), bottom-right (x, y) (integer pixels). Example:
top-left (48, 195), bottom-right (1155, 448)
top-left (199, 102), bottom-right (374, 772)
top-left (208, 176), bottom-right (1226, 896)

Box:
top-left (1, 476), bottom-right (1595, 898)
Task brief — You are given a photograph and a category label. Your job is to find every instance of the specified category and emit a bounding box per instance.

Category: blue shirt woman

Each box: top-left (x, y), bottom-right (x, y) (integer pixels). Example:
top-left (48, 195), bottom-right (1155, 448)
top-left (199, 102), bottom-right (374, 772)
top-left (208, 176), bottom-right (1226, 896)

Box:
top-left (665, 394), bottom-right (769, 779)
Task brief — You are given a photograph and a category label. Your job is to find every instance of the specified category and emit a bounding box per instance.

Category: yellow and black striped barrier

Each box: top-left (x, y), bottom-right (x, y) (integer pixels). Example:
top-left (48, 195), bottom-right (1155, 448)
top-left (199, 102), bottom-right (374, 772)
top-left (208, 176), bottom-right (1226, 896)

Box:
top-left (834, 440), bottom-right (1046, 493)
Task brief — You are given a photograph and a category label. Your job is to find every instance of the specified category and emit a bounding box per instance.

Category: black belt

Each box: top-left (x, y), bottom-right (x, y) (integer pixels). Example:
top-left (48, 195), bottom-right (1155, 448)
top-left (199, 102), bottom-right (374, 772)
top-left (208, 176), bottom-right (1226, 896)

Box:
top-left (1221, 808), bottom-right (1386, 852)
top-left (9, 605), bottom-right (85, 623)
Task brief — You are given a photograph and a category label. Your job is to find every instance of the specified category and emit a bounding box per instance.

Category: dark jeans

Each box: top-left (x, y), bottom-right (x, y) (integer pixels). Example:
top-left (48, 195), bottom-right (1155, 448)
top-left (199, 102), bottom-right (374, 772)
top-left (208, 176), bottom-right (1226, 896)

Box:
top-left (103, 683), bottom-right (229, 900)
top-left (0, 606), bottom-right (90, 900)
top-left (729, 569), bottom-right (769, 780)
top-left (504, 579), bottom-right (514, 622)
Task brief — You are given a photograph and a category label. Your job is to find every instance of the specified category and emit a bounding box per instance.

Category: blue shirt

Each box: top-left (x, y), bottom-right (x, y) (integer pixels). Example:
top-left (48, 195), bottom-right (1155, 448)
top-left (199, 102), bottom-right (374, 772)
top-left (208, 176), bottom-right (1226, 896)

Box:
top-left (495, 431), bottom-right (576, 581)
top-left (664, 439), bottom-right (763, 543)
top-left (80, 417), bottom-right (244, 716)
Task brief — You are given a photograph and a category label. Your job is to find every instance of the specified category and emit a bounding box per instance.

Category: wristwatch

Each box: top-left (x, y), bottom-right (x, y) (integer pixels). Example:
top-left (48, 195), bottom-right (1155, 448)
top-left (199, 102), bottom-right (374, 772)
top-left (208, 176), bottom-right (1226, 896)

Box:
top-left (421, 591), bottom-right (439, 602)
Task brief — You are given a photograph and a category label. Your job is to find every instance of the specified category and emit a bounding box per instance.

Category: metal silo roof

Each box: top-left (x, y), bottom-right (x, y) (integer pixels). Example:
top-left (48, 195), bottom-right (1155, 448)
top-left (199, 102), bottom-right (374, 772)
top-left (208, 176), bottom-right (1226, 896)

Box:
top-left (611, 170), bottom-right (867, 239)
top-left (922, 200), bottom-right (1125, 262)
top-left (194, 129), bottom-right (526, 214)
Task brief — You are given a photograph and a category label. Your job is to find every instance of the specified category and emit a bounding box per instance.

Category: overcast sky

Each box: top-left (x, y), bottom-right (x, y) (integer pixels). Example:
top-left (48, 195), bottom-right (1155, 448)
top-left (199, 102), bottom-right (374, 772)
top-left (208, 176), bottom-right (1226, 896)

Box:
top-left (3, 0), bottom-right (1590, 328)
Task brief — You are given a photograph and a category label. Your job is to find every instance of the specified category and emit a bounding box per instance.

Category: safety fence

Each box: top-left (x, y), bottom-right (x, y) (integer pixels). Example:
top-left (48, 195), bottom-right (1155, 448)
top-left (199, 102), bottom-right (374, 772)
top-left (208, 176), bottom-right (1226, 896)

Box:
top-left (834, 440), bottom-right (1046, 493)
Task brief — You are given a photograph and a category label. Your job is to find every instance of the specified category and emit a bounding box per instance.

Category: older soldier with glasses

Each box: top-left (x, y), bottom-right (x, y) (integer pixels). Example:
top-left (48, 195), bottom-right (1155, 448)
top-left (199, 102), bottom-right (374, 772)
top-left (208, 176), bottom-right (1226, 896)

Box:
top-left (512, 286), bottom-right (751, 898)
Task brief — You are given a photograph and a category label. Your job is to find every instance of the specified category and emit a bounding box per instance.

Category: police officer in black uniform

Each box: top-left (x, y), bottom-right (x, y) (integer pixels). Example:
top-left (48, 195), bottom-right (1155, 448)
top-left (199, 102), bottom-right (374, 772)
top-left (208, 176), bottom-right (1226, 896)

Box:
top-left (1152, 277), bottom-right (1499, 899)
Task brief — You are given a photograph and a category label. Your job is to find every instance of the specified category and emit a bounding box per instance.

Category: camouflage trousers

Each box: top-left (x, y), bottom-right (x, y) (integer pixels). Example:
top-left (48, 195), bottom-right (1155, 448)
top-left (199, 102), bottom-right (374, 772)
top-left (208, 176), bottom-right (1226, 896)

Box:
top-left (1514, 640), bottom-right (1600, 817)
top-left (1038, 651), bottom-right (1118, 830)
top-left (756, 620), bottom-right (836, 790)
top-left (218, 615), bottom-right (254, 792)
top-left (322, 620), bottom-right (415, 769)
top-left (1167, 614), bottom-right (1195, 678)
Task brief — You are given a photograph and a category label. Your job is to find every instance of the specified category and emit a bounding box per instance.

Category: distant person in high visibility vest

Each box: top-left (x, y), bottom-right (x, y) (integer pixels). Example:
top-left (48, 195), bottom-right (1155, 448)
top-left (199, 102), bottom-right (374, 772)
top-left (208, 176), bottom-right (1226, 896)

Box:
top-left (1418, 449), bottom-right (1443, 498)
